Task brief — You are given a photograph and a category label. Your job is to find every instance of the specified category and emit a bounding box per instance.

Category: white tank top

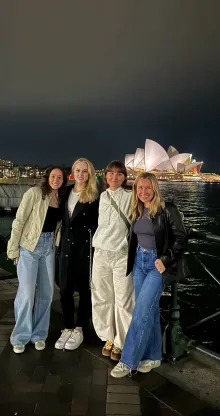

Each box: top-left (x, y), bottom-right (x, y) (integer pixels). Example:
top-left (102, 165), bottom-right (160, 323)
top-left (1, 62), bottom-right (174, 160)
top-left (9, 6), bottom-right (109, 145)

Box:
top-left (68, 191), bottom-right (80, 217)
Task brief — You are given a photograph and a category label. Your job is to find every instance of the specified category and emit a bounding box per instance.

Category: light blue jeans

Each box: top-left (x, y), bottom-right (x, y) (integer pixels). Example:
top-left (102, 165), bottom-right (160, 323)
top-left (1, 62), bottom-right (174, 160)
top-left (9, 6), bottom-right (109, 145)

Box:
top-left (10, 232), bottom-right (55, 346)
top-left (121, 246), bottom-right (163, 369)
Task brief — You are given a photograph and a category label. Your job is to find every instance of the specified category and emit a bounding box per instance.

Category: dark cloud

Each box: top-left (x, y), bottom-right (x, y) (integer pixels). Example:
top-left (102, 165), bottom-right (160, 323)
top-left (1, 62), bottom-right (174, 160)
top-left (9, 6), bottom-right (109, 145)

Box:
top-left (1, 0), bottom-right (220, 172)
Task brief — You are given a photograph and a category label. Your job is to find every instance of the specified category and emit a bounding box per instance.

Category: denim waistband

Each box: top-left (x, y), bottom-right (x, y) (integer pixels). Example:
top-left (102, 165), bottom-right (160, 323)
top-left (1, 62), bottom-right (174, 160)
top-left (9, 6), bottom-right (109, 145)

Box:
top-left (40, 232), bottom-right (54, 237)
top-left (137, 245), bottom-right (157, 254)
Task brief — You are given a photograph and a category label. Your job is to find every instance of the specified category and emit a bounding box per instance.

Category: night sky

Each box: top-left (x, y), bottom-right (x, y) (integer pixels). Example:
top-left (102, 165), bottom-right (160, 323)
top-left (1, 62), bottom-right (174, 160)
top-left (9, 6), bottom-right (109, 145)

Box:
top-left (1, 1), bottom-right (220, 172)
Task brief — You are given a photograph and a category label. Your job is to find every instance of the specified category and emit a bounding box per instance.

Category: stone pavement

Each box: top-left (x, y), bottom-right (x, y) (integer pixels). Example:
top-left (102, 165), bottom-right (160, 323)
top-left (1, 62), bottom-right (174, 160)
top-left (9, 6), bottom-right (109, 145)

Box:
top-left (0, 278), bottom-right (219, 416)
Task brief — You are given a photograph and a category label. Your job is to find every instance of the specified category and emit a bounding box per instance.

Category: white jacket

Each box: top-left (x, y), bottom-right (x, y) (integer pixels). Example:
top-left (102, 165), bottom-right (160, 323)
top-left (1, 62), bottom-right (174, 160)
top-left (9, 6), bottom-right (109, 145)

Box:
top-left (92, 187), bottom-right (132, 253)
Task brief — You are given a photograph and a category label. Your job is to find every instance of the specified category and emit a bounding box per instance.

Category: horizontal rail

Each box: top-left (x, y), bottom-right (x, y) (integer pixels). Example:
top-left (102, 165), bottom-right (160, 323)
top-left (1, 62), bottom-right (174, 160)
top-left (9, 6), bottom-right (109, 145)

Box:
top-left (188, 228), bottom-right (220, 243)
top-left (190, 251), bottom-right (220, 260)
top-left (186, 310), bottom-right (220, 331)
top-left (188, 249), bottom-right (220, 286)
top-left (190, 343), bottom-right (220, 362)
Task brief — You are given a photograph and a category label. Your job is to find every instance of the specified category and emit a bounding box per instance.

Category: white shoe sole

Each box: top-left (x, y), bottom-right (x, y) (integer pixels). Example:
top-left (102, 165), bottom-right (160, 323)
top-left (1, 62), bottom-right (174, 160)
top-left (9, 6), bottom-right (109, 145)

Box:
top-left (13, 348), bottom-right (25, 354)
top-left (138, 362), bottom-right (161, 373)
top-left (110, 369), bottom-right (130, 378)
top-left (65, 339), bottom-right (83, 351)
top-left (35, 345), bottom-right (45, 351)
top-left (54, 344), bottom-right (66, 350)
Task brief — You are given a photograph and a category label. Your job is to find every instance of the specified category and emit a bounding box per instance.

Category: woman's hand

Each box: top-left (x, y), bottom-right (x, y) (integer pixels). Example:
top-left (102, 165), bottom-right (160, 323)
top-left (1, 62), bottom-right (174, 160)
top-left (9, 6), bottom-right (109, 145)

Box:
top-left (13, 258), bottom-right (19, 265)
top-left (155, 259), bottom-right (166, 274)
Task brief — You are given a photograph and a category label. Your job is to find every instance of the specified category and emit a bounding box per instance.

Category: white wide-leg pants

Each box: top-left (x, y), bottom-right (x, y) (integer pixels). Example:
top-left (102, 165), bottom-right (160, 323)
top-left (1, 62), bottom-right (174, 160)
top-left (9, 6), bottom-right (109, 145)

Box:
top-left (91, 248), bottom-right (134, 349)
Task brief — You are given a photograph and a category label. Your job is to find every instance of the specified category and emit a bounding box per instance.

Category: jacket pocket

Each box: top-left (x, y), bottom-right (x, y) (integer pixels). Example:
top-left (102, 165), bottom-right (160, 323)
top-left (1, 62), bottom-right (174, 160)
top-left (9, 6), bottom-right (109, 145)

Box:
top-left (24, 223), bottom-right (37, 243)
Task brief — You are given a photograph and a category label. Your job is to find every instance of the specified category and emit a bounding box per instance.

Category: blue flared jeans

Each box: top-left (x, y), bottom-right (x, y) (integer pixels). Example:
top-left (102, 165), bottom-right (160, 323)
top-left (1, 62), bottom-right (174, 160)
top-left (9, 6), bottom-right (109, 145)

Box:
top-left (10, 232), bottom-right (55, 346)
top-left (121, 246), bottom-right (163, 369)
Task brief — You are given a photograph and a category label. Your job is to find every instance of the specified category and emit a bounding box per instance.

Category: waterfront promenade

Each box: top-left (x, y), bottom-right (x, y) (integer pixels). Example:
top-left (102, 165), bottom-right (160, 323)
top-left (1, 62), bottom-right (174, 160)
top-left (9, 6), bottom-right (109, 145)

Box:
top-left (0, 276), bottom-right (220, 416)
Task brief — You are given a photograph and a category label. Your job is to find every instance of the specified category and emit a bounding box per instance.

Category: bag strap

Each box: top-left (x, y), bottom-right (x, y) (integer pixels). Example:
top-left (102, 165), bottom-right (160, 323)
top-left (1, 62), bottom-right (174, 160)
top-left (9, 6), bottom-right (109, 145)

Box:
top-left (106, 192), bottom-right (130, 230)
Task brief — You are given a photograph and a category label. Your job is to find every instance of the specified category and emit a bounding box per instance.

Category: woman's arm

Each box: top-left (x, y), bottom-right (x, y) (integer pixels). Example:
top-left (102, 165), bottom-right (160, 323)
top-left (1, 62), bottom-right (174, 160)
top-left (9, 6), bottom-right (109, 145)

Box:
top-left (7, 187), bottom-right (36, 259)
top-left (159, 203), bottom-right (187, 268)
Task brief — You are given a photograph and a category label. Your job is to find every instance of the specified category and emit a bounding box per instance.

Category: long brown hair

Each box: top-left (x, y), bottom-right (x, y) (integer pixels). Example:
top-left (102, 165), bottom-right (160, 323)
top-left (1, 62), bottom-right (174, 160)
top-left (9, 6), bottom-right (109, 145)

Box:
top-left (40, 166), bottom-right (68, 200)
top-left (131, 172), bottom-right (165, 220)
top-left (72, 158), bottom-right (98, 203)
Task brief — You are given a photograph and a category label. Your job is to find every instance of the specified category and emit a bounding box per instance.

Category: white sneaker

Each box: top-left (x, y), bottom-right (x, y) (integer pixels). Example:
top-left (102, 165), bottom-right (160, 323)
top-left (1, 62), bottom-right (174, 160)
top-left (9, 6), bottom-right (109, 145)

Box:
top-left (13, 344), bottom-right (25, 354)
top-left (110, 362), bottom-right (131, 378)
top-left (55, 329), bottom-right (72, 350)
top-left (65, 329), bottom-right (83, 350)
top-left (35, 340), bottom-right (46, 351)
top-left (138, 360), bottom-right (161, 373)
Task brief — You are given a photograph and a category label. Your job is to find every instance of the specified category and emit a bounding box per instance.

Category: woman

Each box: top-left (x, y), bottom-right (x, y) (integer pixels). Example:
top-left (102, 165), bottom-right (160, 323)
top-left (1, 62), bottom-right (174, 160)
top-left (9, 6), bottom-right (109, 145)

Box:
top-left (92, 160), bottom-right (134, 362)
top-left (111, 172), bottom-right (187, 377)
top-left (7, 167), bottom-right (68, 354)
top-left (55, 158), bottom-right (99, 351)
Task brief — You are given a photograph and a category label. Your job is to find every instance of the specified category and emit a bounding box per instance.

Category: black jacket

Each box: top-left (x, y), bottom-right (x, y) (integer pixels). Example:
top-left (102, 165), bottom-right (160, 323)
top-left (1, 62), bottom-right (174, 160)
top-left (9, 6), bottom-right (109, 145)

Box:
top-left (127, 202), bottom-right (187, 285)
top-left (56, 185), bottom-right (99, 292)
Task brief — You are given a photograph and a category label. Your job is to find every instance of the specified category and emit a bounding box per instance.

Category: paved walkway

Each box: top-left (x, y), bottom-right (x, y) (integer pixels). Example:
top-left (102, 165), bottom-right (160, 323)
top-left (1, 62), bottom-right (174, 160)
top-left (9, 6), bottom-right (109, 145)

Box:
top-left (0, 278), bottom-right (219, 416)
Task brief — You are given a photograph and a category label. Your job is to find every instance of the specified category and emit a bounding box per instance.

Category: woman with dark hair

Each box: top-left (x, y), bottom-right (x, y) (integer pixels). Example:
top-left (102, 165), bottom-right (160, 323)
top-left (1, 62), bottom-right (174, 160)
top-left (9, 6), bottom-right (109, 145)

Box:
top-left (55, 158), bottom-right (99, 351)
top-left (7, 167), bottom-right (68, 354)
top-left (111, 172), bottom-right (187, 378)
top-left (91, 160), bottom-right (134, 362)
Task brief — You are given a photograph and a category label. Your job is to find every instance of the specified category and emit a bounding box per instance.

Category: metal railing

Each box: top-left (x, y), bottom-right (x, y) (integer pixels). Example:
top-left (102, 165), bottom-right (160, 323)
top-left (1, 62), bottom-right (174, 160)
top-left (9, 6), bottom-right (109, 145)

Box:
top-left (163, 228), bottom-right (220, 362)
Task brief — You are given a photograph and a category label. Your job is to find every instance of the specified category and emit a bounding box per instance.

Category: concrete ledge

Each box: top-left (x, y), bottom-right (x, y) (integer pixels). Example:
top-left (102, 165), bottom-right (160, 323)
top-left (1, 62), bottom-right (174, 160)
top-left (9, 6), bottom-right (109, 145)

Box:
top-left (155, 349), bottom-right (220, 409)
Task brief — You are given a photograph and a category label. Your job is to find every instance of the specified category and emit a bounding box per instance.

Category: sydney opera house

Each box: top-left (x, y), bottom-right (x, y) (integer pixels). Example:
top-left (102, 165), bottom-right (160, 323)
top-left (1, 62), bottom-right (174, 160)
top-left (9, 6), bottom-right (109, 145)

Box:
top-left (125, 139), bottom-right (203, 174)
top-left (125, 139), bottom-right (220, 182)
top-left (125, 139), bottom-right (210, 181)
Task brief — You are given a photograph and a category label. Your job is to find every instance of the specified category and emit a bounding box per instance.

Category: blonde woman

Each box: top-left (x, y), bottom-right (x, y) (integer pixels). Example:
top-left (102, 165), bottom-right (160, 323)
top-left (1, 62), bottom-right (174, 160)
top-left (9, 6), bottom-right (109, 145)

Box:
top-left (92, 160), bottom-right (134, 362)
top-left (111, 172), bottom-right (187, 377)
top-left (55, 158), bottom-right (99, 351)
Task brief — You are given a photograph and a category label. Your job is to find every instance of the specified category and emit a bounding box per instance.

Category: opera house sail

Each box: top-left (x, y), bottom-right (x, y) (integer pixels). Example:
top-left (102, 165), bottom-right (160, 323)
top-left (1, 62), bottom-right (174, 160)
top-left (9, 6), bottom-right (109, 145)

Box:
top-left (134, 148), bottom-right (145, 170)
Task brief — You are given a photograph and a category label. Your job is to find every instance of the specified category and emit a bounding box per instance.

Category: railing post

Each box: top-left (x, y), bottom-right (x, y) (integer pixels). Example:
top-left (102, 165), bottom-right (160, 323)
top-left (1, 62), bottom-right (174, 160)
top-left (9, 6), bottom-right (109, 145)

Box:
top-left (163, 282), bottom-right (189, 362)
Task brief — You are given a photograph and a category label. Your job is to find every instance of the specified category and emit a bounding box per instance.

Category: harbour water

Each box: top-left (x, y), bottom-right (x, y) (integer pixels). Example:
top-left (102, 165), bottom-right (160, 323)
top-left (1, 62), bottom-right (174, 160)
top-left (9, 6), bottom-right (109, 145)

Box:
top-left (0, 181), bottom-right (220, 352)
top-left (159, 182), bottom-right (220, 354)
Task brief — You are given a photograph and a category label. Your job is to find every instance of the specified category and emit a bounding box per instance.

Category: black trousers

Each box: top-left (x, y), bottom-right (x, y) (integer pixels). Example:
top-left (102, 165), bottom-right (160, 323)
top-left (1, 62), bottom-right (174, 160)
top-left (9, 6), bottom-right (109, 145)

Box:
top-left (60, 253), bottom-right (91, 329)
top-left (60, 286), bottom-right (91, 329)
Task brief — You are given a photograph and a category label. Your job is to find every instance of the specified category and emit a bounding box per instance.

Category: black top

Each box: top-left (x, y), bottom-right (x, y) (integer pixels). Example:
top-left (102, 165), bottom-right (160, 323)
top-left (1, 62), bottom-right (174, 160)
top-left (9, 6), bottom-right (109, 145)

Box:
top-left (42, 206), bottom-right (61, 232)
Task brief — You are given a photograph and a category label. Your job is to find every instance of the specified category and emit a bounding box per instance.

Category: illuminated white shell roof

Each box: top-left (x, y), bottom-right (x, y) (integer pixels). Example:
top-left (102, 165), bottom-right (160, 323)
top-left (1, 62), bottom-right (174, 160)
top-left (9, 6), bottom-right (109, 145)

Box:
top-left (125, 140), bottom-right (200, 173)
top-left (145, 139), bottom-right (169, 172)
top-left (125, 154), bottom-right (135, 169)
top-left (167, 145), bottom-right (179, 158)
top-left (176, 163), bottom-right (185, 173)
top-left (184, 162), bottom-right (203, 172)
top-left (170, 153), bottom-right (192, 171)
top-left (154, 159), bottom-right (174, 171)
top-left (134, 148), bottom-right (145, 169)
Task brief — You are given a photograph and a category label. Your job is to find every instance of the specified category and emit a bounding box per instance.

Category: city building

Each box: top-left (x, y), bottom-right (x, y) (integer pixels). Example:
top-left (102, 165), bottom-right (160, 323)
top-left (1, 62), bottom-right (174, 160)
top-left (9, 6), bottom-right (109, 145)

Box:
top-left (0, 159), bottom-right (45, 179)
top-left (0, 159), bottom-right (14, 178)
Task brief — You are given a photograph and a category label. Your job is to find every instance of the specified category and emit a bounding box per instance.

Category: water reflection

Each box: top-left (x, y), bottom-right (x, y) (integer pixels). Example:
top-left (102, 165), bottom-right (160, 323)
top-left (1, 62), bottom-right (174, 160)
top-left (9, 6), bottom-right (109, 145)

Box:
top-left (159, 181), bottom-right (220, 235)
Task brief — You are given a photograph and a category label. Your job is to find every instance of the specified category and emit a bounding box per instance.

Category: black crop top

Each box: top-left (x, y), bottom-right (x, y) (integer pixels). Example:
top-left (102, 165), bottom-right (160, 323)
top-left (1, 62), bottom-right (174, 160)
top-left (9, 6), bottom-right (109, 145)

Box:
top-left (42, 206), bottom-right (61, 232)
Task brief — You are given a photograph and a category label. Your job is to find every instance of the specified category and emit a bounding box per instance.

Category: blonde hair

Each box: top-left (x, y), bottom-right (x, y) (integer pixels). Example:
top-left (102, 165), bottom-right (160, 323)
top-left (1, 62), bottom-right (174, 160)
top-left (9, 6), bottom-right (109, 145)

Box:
top-left (131, 172), bottom-right (165, 220)
top-left (72, 158), bottom-right (98, 203)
